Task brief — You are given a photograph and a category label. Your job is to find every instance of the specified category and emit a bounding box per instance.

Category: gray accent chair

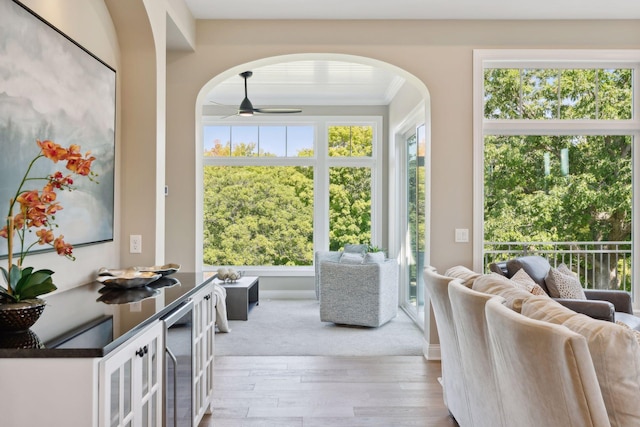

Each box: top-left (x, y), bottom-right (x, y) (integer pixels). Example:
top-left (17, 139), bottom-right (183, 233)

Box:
top-left (318, 259), bottom-right (398, 327)
top-left (314, 250), bottom-right (342, 299)
top-left (489, 255), bottom-right (640, 330)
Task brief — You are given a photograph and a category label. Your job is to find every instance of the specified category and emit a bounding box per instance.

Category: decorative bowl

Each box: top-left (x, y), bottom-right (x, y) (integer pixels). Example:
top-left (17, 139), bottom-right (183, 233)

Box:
top-left (134, 263), bottom-right (181, 277)
top-left (97, 286), bottom-right (161, 304)
top-left (96, 270), bottom-right (162, 289)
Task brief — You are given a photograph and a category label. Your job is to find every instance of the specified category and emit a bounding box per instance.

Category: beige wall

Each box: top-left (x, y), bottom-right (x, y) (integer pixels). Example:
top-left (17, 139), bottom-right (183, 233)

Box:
top-left (166, 19), bottom-right (640, 275)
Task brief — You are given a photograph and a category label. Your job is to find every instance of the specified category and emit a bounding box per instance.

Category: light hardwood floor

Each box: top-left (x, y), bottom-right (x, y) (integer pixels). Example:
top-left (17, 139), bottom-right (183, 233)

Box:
top-left (200, 355), bottom-right (458, 427)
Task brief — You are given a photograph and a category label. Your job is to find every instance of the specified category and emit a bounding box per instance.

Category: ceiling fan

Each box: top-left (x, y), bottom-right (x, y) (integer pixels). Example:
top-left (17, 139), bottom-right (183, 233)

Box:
top-left (232, 71), bottom-right (302, 117)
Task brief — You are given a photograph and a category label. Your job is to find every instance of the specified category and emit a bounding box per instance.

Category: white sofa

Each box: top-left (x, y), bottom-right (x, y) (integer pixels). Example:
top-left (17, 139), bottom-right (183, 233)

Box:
top-left (426, 266), bottom-right (640, 427)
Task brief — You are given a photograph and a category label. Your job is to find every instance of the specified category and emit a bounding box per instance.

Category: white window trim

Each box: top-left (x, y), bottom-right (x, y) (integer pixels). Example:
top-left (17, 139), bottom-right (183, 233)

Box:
top-left (473, 49), bottom-right (640, 304)
top-left (200, 115), bottom-right (383, 275)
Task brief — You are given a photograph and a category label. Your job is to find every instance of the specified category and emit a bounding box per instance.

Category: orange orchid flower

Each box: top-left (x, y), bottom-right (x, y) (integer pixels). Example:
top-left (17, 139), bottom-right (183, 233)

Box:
top-left (37, 139), bottom-right (68, 163)
top-left (2, 140), bottom-right (97, 299)
top-left (36, 229), bottom-right (55, 245)
top-left (53, 235), bottom-right (73, 257)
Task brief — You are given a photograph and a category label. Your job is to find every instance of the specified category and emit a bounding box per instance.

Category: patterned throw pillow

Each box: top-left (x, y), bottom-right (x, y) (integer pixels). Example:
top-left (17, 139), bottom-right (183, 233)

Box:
top-left (545, 263), bottom-right (587, 299)
top-left (510, 268), bottom-right (548, 296)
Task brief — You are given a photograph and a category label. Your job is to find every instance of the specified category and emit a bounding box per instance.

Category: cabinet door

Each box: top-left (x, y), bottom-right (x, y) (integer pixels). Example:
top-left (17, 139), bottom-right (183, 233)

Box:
top-left (100, 321), bottom-right (164, 427)
top-left (192, 284), bottom-right (216, 424)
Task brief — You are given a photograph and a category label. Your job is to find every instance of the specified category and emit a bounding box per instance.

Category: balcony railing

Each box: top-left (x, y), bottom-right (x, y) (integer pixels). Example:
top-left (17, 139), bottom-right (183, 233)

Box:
top-left (484, 241), bottom-right (632, 292)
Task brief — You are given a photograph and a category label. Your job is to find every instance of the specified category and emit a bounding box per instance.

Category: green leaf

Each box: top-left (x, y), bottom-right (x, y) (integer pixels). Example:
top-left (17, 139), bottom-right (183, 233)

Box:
top-left (0, 285), bottom-right (17, 303)
top-left (15, 269), bottom-right (54, 293)
top-left (8, 264), bottom-right (22, 293)
top-left (0, 266), bottom-right (8, 286)
top-left (17, 277), bottom-right (56, 300)
top-left (13, 269), bottom-right (56, 300)
top-left (0, 267), bottom-right (56, 301)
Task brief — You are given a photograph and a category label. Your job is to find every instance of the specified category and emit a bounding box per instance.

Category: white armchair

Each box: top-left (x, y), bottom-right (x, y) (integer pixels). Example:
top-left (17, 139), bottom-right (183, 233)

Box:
top-left (318, 259), bottom-right (398, 327)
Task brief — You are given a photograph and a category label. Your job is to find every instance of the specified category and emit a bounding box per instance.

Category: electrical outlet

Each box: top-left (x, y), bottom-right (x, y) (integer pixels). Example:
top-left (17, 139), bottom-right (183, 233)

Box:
top-left (130, 234), bottom-right (142, 253)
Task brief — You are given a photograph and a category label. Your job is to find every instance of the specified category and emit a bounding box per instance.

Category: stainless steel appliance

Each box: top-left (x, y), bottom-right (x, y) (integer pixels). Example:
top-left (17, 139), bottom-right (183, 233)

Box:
top-left (162, 299), bottom-right (194, 427)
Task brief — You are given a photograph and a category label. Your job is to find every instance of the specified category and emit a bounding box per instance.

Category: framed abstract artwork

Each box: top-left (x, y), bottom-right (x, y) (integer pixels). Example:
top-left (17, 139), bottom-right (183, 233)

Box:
top-left (0, 0), bottom-right (116, 257)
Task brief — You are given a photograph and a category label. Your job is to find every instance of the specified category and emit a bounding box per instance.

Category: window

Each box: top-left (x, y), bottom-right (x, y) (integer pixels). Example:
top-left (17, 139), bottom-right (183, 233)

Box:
top-left (474, 50), bottom-right (640, 292)
top-left (202, 117), bottom-right (381, 270)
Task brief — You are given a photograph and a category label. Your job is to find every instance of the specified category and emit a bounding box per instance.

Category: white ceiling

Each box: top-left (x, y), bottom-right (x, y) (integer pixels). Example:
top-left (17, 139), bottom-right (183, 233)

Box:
top-left (184, 0), bottom-right (640, 20)
top-left (190, 0), bottom-right (640, 111)
top-left (205, 61), bottom-right (406, 108)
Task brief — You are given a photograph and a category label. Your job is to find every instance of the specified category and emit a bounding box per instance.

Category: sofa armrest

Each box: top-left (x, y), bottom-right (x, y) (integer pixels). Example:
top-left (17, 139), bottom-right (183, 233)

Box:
top-left (583, 289), bottom-right (633, 314)
top-left (314, 251), bottom-right (342, 299)
top-left (553, 298), bottom-right (615, 322)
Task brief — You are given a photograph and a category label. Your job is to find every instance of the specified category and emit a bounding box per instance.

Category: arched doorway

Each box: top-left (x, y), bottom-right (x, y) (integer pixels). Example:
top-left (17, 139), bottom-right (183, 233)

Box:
top-left (194, 54), bottom-right (431, 329)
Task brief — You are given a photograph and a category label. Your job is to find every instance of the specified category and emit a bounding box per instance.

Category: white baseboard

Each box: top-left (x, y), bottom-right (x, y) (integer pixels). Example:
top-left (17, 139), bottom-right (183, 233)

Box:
top-left (423, 340), bottom-right (441, 360)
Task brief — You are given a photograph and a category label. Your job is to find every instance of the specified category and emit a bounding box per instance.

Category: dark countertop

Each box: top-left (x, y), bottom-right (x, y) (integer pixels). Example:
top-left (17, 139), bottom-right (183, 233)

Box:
top-left (0, 272), bottom-right (214, 358)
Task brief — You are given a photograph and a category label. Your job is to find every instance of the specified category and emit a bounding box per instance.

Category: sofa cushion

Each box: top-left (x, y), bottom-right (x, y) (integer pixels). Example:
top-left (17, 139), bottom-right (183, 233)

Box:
top-left (510, 268), bottom-right (547, 296)
top-left (444, 265), bottom-right (481, 288)
top-left (472, 273), bottom-right (533, 313)
top-left (364, 251), bottom-right (385, 264)
top-left (546, 264), bottom-right (587, 300)
top-left (616, 312), bottom-right (640, 332)
top-left (522, 296), bottom-right (640, 427)
top-left (339, 252), bottom-right (364, 264)
top-left (505, 256), bottom-right (551, 293)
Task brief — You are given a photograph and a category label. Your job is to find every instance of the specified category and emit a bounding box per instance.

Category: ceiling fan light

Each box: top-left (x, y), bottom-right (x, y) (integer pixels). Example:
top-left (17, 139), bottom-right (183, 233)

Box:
top-left (239, 96), bottom-right (254, 116)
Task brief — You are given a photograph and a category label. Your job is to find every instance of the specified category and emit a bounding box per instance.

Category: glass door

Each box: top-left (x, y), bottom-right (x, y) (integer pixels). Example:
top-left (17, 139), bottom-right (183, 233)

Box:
top-left (405, 124), bottom-right (426, 321)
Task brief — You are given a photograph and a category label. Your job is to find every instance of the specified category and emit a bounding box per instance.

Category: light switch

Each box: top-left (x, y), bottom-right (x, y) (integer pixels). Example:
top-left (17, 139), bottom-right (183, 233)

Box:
top-left (455, 228), bottom-right (469, 243)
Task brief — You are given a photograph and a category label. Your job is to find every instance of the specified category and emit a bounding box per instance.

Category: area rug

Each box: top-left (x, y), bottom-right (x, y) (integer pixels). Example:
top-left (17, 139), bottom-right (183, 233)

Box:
top-left (214, 298), bottom-right (424, 356)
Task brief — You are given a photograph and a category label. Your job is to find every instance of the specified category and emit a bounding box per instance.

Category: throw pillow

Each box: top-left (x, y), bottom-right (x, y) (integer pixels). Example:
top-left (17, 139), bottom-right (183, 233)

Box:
top-left (522, 296), bottom-right (640, 427)
top-left (444, 265), bottom-right (481, 288)
top-left (364, 251), bottom-right (385, 264)
top-left (510, 268), bottom-right (548, 296)
top-left (339, 252), bottom-right (364, 264)
top-left (472, 273), bottom-right (533, 313)
top-left (545, 264), bottom-right (586, 299)
top-left (343, 244), bottom-right (367, 256)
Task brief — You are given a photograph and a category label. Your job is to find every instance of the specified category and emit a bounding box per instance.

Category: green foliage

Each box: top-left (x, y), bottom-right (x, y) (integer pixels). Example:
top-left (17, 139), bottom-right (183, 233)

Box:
top-left (484, 134), bottom-right (631, 245)
top-left (0, 265), bottom-right (56, 302)
top-left (329, 166), bottom-right (371, 251)
top-left (203, 166), bottom-right (314, 266)
top-left (328, 126), bottom-right (373, 157)
top-left (484, 67), bottom-right (632, 289)
top-left (203, 125), bottom-right (374, 266)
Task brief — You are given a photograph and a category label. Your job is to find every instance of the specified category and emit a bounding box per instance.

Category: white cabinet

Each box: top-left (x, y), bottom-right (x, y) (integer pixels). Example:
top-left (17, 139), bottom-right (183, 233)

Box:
top-left (192, 284), bottom-right (216, 424)
top-left (99, 321), bottom-right (164, 427)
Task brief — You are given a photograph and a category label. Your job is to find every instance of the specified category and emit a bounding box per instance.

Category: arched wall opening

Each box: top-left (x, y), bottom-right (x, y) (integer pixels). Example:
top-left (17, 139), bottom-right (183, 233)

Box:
top-left (192, 53), bottom-right (433, 339)
top-left (194, 53), bottom-right (430, 265)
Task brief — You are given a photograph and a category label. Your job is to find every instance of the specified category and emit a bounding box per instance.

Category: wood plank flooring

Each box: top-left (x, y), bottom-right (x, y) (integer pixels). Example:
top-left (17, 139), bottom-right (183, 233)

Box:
top-left (199, 356), bottom-right (458, 427)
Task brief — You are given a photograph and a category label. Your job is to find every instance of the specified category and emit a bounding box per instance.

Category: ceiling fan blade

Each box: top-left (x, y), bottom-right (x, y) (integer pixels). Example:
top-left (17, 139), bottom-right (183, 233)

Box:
top-left (235, 71), bottom-right (302, 116)
top-left (253, 107), bottom-right (302, 114)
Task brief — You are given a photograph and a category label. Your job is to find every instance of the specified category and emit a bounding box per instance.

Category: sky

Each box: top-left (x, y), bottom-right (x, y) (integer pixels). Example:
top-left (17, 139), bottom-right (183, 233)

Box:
top-left (204, 125), bottom-right (314, 156)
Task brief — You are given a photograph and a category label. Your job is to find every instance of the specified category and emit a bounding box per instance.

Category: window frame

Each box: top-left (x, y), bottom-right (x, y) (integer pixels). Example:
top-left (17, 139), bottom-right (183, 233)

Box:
top-left (201, 115), bottom-right (383, 276)
top-left (473, 49), bottom-right (640, 302)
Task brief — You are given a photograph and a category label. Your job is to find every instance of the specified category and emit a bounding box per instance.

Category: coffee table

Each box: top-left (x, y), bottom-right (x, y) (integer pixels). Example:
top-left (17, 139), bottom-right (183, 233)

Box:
top-left (219, 276), bottom-right (259, 320)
